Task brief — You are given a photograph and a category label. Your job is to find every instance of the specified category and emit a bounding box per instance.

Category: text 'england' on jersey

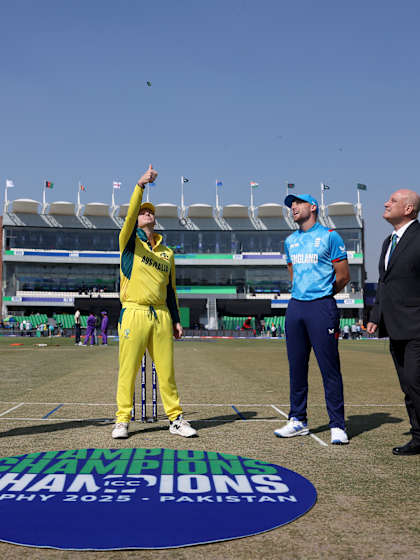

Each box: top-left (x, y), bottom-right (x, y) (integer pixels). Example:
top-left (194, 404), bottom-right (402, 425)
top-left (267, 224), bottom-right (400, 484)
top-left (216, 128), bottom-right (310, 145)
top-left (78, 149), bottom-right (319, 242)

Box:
top-left (285, 223), bottom-right (347, 301)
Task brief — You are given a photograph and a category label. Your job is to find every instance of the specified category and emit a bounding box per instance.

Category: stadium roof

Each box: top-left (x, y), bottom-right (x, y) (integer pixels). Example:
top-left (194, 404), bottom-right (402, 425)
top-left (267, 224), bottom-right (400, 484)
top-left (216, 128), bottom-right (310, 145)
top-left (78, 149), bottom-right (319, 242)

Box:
top-left (257, 203), bottom-right (285, 217)
top-left (187, 204), bottom-right (221, 230)
top-left (10, 199), bottom-right (40, 213)
top-left (222, 204), bottom-right (256, 230)
top-left (327, 202), bottom-right (361, 228)
top-left (83, 203), bottom-right (110, 216)
top-left (48, 202), bottom-right (76, 215)
top-left (257, 203), bottom-right (287, 230)
top-left (2, 198), bottom-right (363, 231)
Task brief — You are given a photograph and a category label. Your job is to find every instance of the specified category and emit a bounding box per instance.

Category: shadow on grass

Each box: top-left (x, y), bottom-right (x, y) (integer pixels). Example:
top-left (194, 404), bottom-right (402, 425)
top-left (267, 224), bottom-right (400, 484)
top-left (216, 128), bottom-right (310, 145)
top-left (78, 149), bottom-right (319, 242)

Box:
top-left (310, 412), bottom-right (403, 438)
top-left (0, 418), bottom-right (114, 439)
top-left (0, 412), bottom-right (258, 438)
top-left (130, 411), bottom-right (259, 436)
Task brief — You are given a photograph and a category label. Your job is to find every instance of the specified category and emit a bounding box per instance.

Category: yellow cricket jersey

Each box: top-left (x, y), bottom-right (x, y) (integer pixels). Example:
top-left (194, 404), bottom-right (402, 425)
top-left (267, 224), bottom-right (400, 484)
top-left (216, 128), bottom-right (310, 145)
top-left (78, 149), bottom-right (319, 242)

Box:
top-left (119, 184), bottom-right (180, 323)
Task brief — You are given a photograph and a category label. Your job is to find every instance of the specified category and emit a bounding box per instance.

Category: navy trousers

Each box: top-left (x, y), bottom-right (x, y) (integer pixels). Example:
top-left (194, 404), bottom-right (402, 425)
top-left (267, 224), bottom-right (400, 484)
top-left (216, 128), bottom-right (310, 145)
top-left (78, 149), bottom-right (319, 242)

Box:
top-left (285, 297), bottom-right (345, 429)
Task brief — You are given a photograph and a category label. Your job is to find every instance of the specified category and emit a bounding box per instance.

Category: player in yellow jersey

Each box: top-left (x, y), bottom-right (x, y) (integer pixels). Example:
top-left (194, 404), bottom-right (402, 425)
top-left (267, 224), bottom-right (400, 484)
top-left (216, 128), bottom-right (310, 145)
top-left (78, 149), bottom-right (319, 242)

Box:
top-left (112, 165), bottom-right (197, 439)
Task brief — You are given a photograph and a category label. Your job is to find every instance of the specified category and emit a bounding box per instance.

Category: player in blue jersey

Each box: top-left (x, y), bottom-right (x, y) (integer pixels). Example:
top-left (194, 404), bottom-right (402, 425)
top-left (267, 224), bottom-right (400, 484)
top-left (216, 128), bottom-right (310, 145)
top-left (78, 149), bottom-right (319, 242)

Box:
top-left (274, 194), bottom-right (351, 444)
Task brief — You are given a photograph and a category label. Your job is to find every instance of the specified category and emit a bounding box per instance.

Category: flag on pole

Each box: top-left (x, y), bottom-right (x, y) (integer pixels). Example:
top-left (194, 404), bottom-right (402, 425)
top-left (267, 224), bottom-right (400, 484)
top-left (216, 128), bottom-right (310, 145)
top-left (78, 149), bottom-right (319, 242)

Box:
top-left (45, 181), bottom-right (54, 189)
top-left (357, 183), bottom-right (367, 191)
top-left (216, 180), bottom-right (223, 187)
top-left (80, 184), bottom-right (86, 191)
top-left (322, 184), bottom-right (330, 191)
top-left (6, 179), bottom-right (14, 188)
top-left (113, 181), bottom-right (121, 189)
top-left (182, 176), bottom-right (189, 183)
top-left (250, 181), bottom-right (259, 188)
top-left (287, 183), bottom-right (295, 189)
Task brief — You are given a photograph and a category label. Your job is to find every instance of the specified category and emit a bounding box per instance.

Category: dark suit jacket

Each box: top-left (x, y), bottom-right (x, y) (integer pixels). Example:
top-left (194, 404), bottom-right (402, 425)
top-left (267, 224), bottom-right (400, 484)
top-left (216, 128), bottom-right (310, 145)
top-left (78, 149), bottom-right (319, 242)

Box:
top-left (370, 220), bottom-right (420, 340)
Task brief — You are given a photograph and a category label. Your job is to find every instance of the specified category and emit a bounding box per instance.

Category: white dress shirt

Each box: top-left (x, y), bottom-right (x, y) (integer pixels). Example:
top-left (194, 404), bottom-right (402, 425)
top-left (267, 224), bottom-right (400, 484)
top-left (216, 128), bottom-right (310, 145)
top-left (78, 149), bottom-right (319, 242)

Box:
top-left (384, 219), bottom-right (416, 270)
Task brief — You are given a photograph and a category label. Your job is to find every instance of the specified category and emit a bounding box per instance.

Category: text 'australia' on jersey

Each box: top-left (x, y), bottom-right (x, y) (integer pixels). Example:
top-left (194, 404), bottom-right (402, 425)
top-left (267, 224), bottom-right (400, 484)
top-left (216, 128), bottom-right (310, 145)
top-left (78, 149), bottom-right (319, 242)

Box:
top-left (285, 222), bottom-right (347, 301)
top-left (119, 184), bottom-right (180, 323)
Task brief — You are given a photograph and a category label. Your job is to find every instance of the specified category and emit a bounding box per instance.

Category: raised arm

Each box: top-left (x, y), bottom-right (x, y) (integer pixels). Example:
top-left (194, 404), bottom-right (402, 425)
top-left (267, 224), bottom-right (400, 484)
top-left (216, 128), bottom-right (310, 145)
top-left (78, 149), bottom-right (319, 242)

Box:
top-left (119, 165), bottom-right (158, 250)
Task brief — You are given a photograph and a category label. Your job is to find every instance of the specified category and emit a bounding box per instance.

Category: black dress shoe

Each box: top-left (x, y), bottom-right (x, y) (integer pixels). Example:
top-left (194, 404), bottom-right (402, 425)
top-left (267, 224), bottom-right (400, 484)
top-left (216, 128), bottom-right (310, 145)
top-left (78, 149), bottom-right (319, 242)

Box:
top-left (392, 441), bottom-right (420, 456)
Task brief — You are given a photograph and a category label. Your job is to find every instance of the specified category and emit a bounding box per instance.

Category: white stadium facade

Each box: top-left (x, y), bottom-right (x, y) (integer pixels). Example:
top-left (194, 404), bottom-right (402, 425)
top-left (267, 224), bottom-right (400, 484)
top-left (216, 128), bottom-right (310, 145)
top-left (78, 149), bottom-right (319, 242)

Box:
top-left (1, 195), bottom-right (365, 331)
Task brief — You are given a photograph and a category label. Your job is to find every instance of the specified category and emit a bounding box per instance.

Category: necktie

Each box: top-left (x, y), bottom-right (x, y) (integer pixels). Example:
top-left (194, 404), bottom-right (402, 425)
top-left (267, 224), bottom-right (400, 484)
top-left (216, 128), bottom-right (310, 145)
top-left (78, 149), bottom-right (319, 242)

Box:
top-left (389, 233), bottom-right (398, 259)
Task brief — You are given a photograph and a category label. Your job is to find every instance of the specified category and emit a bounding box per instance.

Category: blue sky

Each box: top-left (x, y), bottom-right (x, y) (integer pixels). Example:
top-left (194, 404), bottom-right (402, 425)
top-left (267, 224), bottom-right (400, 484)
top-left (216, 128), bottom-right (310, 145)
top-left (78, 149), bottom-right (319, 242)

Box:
top-left (1, 0), bottom-right (419, 280)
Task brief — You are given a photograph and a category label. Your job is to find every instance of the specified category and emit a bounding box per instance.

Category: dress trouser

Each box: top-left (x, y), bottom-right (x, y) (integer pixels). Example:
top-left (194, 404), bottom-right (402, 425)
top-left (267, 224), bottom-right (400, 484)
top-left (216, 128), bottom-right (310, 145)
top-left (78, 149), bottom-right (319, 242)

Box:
top-left (285, 297), bottom-right (345, 429)
top-left (116, 302), bottom-right (182, 423)
top-left (389, 338), bottom-right (420, 444)
top-left (75, 324), bottom-right (81, 344)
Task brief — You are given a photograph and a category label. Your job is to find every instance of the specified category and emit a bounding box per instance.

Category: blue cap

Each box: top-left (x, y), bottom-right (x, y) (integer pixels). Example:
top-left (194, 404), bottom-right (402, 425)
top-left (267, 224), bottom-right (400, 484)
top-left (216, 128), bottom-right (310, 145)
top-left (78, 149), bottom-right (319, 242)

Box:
top-left (284, 193), bottom-right (319, 210)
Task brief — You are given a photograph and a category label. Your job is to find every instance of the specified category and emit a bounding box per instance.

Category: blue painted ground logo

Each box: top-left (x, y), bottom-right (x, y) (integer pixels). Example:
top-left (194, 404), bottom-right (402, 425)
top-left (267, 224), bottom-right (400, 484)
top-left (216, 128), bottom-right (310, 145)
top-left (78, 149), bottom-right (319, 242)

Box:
top-left (0, 448), bottom-right (317, 550)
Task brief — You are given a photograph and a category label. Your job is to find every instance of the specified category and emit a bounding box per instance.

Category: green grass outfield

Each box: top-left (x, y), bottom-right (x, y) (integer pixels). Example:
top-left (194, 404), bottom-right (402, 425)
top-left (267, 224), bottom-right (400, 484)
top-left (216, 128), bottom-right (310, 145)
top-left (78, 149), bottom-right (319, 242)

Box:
top-left (0, 336), bottom-right (418, 560)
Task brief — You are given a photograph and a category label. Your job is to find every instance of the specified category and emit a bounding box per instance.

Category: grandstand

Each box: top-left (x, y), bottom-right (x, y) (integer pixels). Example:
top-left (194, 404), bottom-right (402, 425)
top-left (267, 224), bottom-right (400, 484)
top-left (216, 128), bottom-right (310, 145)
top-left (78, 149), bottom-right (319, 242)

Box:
top-left (1, 193), bottom-right (366, 330)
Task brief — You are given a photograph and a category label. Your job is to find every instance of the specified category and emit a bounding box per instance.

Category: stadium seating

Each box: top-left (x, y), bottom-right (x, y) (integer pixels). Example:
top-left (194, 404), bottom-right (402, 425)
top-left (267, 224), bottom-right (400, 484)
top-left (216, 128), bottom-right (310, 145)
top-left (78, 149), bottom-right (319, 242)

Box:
top-left (11, 314), bottom-right (48, 327)
top-left (339, 318), bottom-right (357, 328)
top-left (264, 316), bottom-right (285, 331)
top-left (221, 316), bottom-right (256, 330)
top-left (54, 313), bottom-right (88, 328)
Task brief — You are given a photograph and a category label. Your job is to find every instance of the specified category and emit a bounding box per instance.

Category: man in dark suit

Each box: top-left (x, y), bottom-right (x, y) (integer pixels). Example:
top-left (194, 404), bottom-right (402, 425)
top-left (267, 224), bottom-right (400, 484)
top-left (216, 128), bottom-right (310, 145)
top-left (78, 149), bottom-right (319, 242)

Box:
top-left (367, 189), bottom-right (420, 456)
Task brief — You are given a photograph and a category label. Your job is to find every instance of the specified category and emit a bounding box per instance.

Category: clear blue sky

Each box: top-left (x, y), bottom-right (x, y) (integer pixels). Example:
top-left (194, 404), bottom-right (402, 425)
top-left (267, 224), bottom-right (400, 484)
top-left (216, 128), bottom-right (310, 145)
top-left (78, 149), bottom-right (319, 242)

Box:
top-left (1, 0), bottom-right (420, 280)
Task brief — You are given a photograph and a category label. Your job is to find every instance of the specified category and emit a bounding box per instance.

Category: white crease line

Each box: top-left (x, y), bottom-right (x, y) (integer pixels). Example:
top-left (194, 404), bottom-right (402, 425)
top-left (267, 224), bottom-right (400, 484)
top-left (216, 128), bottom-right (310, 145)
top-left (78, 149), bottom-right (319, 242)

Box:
top-left (0, 401), bottom-right (406, 408)
top-left (0, 403), bottom-right (25, 417)
top-left (271, 404), bottom-right (328, 448)
top-left (0, 417), bottom-right (113, 422)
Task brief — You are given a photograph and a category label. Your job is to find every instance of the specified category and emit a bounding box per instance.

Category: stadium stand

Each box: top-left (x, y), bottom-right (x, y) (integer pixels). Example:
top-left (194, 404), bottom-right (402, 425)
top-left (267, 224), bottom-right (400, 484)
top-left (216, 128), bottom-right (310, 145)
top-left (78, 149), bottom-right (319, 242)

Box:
top-left (2, 193), bottom-right (366, 330)
top-left (222, 205), bottom-right (256, 230)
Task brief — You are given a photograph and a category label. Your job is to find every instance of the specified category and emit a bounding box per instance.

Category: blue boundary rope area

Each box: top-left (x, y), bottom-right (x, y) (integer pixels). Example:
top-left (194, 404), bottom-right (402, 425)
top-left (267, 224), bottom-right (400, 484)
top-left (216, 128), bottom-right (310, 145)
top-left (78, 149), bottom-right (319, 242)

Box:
top-left (231, 405), bottom-right (246, 420)
top-left (42, 404), bottom-right (64, 419)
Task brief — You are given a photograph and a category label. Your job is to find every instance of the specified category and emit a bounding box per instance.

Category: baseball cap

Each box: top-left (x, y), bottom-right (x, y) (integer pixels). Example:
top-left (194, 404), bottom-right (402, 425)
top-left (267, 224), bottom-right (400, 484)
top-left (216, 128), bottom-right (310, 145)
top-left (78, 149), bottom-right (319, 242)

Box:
top-left (284, 193), bottom-right (319, 210)
top-left (139, 202), bottom-right (156, 214)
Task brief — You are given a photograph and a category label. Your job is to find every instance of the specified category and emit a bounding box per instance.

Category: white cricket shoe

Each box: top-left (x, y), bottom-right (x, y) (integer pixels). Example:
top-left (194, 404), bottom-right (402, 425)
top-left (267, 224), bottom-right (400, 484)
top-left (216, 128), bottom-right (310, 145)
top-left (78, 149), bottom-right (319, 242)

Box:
top-left (169, 415), bottom-right (197, 437)
top-left (331, 427), bottom-right (349, 445)
top-left (274, 417), bottom-right (309, 438)
top-left (112, 422), bottom-right (129, 439)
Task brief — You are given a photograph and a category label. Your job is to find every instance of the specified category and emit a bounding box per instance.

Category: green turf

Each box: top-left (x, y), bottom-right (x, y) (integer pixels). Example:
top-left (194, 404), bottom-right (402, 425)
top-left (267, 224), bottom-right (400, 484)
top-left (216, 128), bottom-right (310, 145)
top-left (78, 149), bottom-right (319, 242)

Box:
top-left (0, 337), bottom-right (418, 559)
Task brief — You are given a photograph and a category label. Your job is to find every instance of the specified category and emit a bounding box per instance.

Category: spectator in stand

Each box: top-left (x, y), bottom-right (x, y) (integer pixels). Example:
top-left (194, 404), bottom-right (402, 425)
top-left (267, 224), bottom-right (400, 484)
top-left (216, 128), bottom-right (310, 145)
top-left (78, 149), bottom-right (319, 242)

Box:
top-left (351, 322), bottom-right (357, 339)
top-left (271, 323), bottom-right (278, 337)
top-left (101, 311), bottom-right (109, 346)
top-left (241, 316), bottom-right (256, 336)
top-left (83, 312), bottom-right (97, 346)
top-left (20, 321), bottom-right (25, 337)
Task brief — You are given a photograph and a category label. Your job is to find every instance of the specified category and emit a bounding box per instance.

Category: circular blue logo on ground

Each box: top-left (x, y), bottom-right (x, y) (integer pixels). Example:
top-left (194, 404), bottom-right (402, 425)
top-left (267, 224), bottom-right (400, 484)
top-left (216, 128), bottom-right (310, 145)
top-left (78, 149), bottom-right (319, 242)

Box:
top-left (0, 448), bottom-right (317, 550)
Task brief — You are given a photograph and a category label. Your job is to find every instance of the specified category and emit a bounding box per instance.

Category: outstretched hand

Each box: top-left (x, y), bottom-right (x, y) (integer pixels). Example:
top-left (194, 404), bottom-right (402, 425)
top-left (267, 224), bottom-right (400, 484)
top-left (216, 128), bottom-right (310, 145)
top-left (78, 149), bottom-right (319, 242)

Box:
top-left (138, 164), bottom-right (158, 187)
